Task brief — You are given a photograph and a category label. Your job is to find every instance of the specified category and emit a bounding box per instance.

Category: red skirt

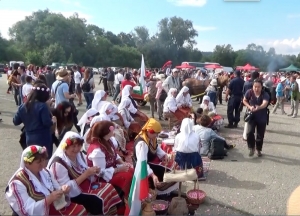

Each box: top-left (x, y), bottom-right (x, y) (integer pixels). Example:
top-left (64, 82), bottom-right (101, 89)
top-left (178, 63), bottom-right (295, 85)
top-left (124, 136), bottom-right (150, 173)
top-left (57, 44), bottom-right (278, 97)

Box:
top-left (79, 179), bottom-right (121, 215)
top-left (49, 202), bottom-right (87, 215)
top-left (100, 168), bottom-right (134, 198)
top-left (173, 107), bottom-right (191, 122)
top-left (129, 122), bottom-right (142, 134)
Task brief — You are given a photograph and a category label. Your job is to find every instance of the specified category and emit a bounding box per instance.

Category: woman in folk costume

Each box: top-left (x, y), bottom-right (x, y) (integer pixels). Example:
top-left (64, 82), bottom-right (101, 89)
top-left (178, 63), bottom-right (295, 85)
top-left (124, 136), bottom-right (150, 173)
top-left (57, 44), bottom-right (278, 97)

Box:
top-left (174, 118), bottom-right (203, 178)
top-left (118, 98), bottom-right (141, 136)
top-left (133, 118), bottom-right (179, 195)
top-left (91, 90), bottom-right (107, 111)
top-left (77, 108), bottom-right (99, 137)
top-left (163, 88), bottom-right (182, 129)
top-left (85, 120), bottom-right (134, 202)
top-left (121, 85), bottom-right (148, 125)
top-left (176, 86), bottom-right (193, 108)
top-left (47, 132), bottom-right (122, 215)
top-left (200, 95), bottom-right (223, 130)
top-left (5, 145), bottom-right (87, 216)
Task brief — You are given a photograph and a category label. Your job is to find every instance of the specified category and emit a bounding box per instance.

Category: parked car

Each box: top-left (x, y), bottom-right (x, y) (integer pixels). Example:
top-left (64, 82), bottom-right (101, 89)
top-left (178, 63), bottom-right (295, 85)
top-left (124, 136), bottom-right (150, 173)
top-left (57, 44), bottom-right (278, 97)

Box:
top-left (92, 67), bottom-right (99, 74)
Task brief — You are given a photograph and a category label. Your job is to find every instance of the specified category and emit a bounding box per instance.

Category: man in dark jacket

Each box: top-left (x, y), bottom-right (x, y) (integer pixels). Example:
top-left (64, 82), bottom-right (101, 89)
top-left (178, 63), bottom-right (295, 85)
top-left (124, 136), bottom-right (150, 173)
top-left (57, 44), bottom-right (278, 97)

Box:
top-left (44, 66), bottom-right (56, 88)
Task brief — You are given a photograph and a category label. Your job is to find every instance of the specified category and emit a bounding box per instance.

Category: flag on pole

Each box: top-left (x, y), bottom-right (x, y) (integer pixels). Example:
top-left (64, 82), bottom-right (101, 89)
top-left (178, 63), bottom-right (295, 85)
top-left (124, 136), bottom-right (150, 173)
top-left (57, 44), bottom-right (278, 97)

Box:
top-left (139, 54), bottom-right (147, 94)
top-left (127, 145), bottom-right (149, 216)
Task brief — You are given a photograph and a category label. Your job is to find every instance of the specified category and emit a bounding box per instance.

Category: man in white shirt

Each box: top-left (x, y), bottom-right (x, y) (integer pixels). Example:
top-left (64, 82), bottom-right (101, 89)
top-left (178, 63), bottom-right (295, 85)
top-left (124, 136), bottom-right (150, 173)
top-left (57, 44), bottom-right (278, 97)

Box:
top-left (162, 69), bottom-right (181, 92)
top-left (73, 65), bottom-right (83, 106)
top-left (112, 69), bottom-right (124, 103)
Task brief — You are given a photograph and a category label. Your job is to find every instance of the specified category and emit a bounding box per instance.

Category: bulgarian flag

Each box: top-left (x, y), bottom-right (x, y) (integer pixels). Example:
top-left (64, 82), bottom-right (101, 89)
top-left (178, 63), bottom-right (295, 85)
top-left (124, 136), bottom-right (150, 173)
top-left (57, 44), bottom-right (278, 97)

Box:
top-left (126, 145), bottom-right (149, 216)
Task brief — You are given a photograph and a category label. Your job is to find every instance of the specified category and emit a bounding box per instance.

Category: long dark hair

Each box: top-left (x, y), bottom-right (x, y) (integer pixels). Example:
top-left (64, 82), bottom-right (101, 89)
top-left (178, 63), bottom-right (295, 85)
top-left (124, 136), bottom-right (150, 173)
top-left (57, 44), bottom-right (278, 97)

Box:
top-left (25, 83), bottom-right (50, 112)
top-left (51, 101), bottom-right (73, 132)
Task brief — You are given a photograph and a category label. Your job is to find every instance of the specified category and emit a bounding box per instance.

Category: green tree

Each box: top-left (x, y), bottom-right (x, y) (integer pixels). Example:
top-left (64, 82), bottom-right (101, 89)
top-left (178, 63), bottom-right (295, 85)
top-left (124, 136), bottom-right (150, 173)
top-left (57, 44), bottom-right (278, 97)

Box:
top-left (25, 51), bottom-right (42, 65)
top-left (42, 43), bottom-right (66, 65)
top-left (212, 44), bottom-right (235, 67)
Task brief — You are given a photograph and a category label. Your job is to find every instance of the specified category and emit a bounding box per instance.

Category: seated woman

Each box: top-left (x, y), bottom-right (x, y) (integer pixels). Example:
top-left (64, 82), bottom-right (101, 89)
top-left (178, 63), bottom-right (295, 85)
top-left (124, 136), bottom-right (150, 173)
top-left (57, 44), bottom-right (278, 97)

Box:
top-left (48, 132), bottom-right (122, 215)
top-left (193, 115), bottom-right (235, 156)
top-left (163, 88), bottom-right (181, 129)
top-left (200, 95), bottom-right (223, 130)
top-left (133, 118), bottom-right (179, 195)
top-left (6, 145), bottom-right (86, 215)
top-left (121, 85), bottom-right (148, 125)
top-left (91, 90), bottom-right (107, 111)
top-left (118, 98), bottom-right (141, 135)
top-left (77, 108), bottom-right (99, 137)
top-left (85, 121), bottom-right (134, 200)
top-left (174, 118), bottom-right (203, 178)
top-left (176, 86), bottom-right (193, 109)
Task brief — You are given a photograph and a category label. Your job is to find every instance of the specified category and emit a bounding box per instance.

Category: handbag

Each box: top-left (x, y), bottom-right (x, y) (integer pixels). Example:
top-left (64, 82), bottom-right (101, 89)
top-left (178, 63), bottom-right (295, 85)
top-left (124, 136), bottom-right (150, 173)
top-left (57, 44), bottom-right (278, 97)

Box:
top-left (163, 163), bottom-right (198, 183)
top-left (244, 109), bottom-right (253, 122)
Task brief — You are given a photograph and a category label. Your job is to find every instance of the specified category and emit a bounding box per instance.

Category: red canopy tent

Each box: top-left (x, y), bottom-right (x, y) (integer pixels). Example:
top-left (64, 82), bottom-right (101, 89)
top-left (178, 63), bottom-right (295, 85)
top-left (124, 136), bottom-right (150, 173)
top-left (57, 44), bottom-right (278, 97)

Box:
top-left (236, 63), bottom-right (259, 71)
top-left (175, 63), bottom-right (195, 69)
top-left (205, 64), bottom-right (223, 69)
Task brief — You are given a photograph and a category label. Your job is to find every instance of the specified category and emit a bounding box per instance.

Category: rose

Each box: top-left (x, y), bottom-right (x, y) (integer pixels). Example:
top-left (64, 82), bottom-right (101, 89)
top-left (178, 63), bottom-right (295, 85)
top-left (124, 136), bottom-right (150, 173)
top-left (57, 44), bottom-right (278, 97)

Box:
top-left (65, 138), bottom-right (72, 146)
top-left (30, 145), bottom-right (38, 154)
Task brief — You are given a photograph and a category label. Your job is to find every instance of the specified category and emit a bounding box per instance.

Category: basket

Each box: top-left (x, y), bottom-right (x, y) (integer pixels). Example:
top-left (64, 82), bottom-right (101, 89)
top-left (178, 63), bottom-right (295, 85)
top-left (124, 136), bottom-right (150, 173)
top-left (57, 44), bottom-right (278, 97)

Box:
top-left (152, 200), bottom-right (169, 215)
top-left (186, 180), bottom-right (206, 205)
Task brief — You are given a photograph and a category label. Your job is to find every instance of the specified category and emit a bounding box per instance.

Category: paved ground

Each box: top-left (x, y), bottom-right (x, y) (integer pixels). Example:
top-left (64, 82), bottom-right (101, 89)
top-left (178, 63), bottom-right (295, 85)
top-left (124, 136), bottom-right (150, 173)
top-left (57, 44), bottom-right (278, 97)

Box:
top-left (0, 74), bottom-right (299, 215)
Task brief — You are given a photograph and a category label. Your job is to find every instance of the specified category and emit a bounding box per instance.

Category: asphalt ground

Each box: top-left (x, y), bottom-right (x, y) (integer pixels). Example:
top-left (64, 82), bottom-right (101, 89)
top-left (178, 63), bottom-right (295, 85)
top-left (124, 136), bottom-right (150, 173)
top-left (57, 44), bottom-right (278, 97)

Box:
top-left (0, 75), bottom-right (299, 215)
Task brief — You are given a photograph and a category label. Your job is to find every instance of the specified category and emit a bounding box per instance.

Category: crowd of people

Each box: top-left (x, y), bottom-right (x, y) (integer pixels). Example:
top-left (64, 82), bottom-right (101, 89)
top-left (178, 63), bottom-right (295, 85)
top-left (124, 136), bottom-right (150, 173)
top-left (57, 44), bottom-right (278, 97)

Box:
top-left (2, 62), bottom-right (299, 215)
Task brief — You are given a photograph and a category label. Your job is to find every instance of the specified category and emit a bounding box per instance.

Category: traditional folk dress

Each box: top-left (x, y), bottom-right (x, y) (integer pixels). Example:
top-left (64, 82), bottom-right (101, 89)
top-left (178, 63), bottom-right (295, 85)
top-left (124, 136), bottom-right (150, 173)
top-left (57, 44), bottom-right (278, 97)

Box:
top-left (48, 132), bottom-right (121, 215)
top-left (132, 118), bottom-right (179, 195)
top-left (176, 86), bottom-right (193, 109)
top-left (200, 95), bottom-right (224, 130)
top-left (6, 145), bottom-right (86, 216)
top-left (174, 118), bottom-right (203, 178)
top-left (86, 140), bottom-right (134, 198)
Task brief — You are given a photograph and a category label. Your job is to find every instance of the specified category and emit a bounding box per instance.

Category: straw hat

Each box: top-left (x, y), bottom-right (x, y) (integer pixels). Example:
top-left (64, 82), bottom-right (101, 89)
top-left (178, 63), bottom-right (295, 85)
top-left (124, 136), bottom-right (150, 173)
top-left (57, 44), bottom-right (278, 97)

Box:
top-left (56, 69), bottom-right (69, 80)
top-left (280, 77), bottom-right (286, 82)
top-left (156, 74), bottom-right (165, 80)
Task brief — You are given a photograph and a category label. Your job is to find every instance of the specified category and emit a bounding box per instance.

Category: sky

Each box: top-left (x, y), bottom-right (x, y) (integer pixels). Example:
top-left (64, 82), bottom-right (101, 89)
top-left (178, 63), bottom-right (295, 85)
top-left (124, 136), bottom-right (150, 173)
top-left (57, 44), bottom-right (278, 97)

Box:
top-left (0, 0), bottom-right (300, 55)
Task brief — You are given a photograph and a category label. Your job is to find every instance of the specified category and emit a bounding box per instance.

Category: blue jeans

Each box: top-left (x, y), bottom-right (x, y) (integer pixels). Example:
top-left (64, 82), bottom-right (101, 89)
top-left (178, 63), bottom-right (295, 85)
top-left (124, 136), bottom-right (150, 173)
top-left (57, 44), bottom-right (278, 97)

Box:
top-left (83, 92), bottom-right (94, 109)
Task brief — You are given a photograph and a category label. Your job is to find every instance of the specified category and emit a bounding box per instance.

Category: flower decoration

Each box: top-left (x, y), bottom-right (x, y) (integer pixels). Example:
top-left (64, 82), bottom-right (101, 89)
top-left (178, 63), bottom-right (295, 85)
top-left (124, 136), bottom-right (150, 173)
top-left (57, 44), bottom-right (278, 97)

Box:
top-left (60, 138), bottom-right (73, 150)
top-left (32, 87), bottom-right (36, 90)
top-left (57, 104), bottom-right (63, 110)
top-left (23, 146), bottom-right (46, 163)
top-left (41, 88), bottom-right (45, 91)
top-left (109, 126), bottom-right (115, 131)
top-left (37, 87), bottom-right (40, 90)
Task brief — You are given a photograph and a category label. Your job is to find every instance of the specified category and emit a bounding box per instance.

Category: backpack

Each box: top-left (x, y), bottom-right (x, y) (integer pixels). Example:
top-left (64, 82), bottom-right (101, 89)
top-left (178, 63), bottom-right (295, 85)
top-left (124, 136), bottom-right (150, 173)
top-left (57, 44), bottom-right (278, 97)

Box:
top-left (159, 89), bottom-right (167, 102)
top-left (208, 137), bottom-right (226, 160)
top-left (81, 77), bottom-right (92, 92)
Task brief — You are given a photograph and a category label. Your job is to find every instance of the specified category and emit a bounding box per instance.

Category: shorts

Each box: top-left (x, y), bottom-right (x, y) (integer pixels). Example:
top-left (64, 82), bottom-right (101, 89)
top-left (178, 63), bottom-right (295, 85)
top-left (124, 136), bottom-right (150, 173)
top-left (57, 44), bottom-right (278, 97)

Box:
top-left (75, 84), bottom-right (82, 94)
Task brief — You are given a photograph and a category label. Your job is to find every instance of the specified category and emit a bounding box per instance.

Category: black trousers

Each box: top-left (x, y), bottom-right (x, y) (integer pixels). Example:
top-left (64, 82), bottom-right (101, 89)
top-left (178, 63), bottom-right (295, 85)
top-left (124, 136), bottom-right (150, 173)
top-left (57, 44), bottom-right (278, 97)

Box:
top-left (246, 120), bottom-right (267, 151)
top-left (71, 193), bottom-right (103, 215)
top-left (227, 96), bottom-right (242, 124)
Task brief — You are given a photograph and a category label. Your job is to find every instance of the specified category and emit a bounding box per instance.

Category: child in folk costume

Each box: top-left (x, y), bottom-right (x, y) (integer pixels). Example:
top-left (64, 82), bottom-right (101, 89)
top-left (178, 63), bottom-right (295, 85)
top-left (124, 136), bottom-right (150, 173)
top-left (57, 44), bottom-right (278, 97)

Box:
top-left (6, 145), bottom-right (87, 216)
top-left (176, 86), bottom-right (193, 109)
top-left (205, 79), bottom-right (218, 106)
top-left (48, 132), bottom-right (122, 215)
top-left (174, 118), bottom-right (203, 178)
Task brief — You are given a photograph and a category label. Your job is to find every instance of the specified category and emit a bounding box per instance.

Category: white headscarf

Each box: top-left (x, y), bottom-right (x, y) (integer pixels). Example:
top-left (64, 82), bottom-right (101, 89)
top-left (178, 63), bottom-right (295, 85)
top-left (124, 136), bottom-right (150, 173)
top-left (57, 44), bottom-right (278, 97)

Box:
top-left (202, 95), bottom-right (210, 104)
top-left (200, 95), bottom-right (216, 113)
top-left (176, 86), bottom-right (189, 102)
top-left (122, 85), bottom-right (132, 99)
top-left (91, 90), bottom-right (106, 111)
top-left (99, 102), bottom-right (114, 121)
top-left (47, 132), bottom-right (88, 172)
top-left (77, 108), bottom-right (98, 136)
top-left (168, 88), bottom-right (177, 97)
top-left (118, 98), bottom-right (131, 111)
top-left (177, 118), bottom-right (194, 148)
top-left (8, 145), bottom-right (55, 195)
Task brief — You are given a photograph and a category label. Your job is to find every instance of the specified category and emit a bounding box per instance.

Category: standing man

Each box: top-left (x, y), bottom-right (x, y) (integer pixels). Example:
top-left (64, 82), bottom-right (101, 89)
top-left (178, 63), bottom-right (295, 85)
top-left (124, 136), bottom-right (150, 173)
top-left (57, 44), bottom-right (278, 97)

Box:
top-left (73, 65), bottom-right (83, 106)
top-left (288, 75), bottom-right (300, 118)
top-left (107, 67), bottom-right (115, 96)
top-left (225, 70), bottom-right (244, 128)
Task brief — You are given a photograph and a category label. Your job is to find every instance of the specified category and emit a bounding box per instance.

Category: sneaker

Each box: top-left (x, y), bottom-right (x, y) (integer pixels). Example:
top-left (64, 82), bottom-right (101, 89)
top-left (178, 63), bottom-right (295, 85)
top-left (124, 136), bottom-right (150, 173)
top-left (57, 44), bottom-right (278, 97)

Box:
top-left (249, 149), bottom-right (255, 157)
top-left (292, 115), bottom-right (297, 118)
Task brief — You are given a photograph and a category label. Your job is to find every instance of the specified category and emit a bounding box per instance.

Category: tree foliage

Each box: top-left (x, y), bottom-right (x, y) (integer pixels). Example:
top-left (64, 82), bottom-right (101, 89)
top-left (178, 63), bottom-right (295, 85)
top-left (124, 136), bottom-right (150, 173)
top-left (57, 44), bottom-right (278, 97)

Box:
top-left (0, 9), bottom-right (299, 71)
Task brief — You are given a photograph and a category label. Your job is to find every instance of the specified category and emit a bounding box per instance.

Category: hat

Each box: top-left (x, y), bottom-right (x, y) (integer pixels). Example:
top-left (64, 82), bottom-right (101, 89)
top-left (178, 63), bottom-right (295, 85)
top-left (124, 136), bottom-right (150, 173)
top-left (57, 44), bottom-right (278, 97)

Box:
top-left (210, 79), bottom-right (217, 86)
top-left (263, 80), bottom-right (273, 89)
top-left (172, 68), bottom-right (178, 73)
top-left (280, 77), bottom-right (286, 82)
top-left (56, 69), bottom-right (69, 80)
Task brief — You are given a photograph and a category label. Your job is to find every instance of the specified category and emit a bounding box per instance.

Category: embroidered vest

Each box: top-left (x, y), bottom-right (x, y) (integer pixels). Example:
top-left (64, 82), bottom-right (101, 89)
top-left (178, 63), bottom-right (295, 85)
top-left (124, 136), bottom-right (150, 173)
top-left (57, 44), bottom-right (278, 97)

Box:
top-left (133, 137), bottom-right (157, 163)
top-left (86, 142), bottom-right (117, 168)
top-left (12, 169), bottom-right (46, 201)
